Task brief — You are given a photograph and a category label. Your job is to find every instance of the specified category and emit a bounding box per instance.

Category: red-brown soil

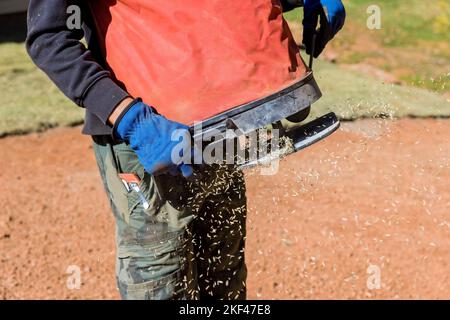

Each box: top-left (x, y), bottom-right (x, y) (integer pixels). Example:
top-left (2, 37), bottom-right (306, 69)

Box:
top-left (0, 118), bottom-right (449, 299)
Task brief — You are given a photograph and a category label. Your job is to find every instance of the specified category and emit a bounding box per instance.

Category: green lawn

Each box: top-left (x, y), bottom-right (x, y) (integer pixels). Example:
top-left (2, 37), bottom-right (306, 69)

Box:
top-left (0, 43), bottom-right (83, 137)
top-left (285, 0), bottom-right (450, 93)
top-left (311, 60), bottom-right (450, 120)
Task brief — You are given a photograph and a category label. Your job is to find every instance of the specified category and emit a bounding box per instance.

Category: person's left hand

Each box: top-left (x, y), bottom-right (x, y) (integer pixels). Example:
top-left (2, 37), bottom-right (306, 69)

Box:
top-left (303, 0), bottom-right (346, 58)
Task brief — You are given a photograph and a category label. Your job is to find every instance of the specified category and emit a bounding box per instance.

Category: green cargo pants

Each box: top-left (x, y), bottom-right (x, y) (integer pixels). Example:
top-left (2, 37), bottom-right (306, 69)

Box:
top-left (92, 135), bottom-right (247, 300)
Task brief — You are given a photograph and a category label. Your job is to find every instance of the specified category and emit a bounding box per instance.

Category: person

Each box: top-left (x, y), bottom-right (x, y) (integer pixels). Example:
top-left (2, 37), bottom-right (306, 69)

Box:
top-left (26, 0), bottom-right (345, 300)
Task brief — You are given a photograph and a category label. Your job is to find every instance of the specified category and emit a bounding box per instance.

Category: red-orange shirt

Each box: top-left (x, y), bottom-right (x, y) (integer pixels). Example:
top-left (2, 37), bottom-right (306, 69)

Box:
top-left (89, 0), bottom-right (307, 125)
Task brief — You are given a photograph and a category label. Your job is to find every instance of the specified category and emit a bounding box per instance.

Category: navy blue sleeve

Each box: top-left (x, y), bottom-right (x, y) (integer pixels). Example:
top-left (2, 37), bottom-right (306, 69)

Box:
top-left (26, 0), bottom-right (130, 125)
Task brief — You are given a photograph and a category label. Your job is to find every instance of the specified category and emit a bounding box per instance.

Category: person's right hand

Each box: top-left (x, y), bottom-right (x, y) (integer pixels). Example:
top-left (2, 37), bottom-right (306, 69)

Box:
top-left (113, 99), bottom-right (194, 178)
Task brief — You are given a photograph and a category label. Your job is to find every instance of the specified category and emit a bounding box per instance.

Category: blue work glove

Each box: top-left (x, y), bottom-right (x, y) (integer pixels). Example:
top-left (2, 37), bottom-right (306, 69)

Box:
top-left (113, 99), bottom-right (194, 178)
top-left (303, 0), bottom-right (346, 58)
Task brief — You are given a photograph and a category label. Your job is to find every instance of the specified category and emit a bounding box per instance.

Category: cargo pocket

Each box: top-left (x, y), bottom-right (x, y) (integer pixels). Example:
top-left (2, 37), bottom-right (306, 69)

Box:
top-left (126, 172), bottom-right (163, 220)
top-left (127, 170), bottom-right (194, 225)
top-left (102, 144), bottom-right (131, 222)
top-left (110, 141), bottom-right (196, 235)
top-left (117, 269), bottom-right (185, 300)
top-left (111, 143), bottom-right (163, 223)
top-left (116, 233), bottom-right (189, 300)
